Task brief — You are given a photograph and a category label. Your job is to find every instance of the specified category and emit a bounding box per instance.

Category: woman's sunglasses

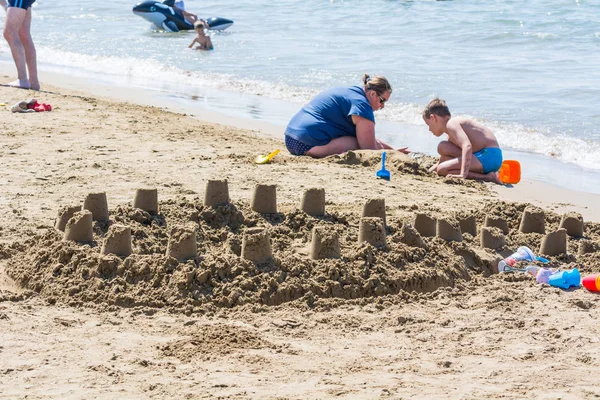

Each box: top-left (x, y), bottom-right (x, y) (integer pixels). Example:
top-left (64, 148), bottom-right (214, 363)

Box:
top-left (377, 94), bottom-right (387, 104)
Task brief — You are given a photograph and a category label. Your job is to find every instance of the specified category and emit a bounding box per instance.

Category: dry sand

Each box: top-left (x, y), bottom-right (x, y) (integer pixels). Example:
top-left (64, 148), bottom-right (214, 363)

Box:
top-left (1, 79), bottom-right (600, 399)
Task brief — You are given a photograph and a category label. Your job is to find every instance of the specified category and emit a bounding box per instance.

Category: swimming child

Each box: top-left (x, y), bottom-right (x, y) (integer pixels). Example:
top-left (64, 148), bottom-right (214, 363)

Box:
top-left (423, 98), bottom-right (503, 183)
top-left (188, 21), bottom-right (213, 51)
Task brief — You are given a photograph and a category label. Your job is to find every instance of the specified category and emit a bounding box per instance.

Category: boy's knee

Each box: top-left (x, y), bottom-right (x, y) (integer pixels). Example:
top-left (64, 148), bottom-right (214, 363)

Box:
top-left (436, 141), bottom-right (445, 155)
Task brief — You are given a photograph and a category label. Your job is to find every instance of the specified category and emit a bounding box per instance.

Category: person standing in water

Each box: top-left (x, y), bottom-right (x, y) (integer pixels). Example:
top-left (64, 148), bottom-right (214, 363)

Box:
top-left (3, 0), bottom-right (40, 90)
top-left (284, 74), bottom-right (409, 157)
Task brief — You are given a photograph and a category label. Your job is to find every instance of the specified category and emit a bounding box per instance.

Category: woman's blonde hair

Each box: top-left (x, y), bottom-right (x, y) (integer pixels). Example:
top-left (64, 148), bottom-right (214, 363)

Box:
top-left (362, 74), bottom-right (392, 95)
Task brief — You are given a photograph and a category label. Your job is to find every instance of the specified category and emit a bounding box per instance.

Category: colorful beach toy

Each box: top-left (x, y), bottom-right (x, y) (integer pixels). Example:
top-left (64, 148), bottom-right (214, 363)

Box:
top-left (376, 151), bottom-right (390, 181)
top-left (582, 274), bottom-right (600, 292)
top-left (498, 160), bottom-right (521, 184)
top-left (254, 149), bottom-right (280, 164)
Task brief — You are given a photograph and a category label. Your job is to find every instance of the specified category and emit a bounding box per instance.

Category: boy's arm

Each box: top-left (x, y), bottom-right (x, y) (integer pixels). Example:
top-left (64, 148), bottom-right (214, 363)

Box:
top-left (446, 120), bottom-right (472, 178)
top-left (188, 38), bottom-right (198, 48)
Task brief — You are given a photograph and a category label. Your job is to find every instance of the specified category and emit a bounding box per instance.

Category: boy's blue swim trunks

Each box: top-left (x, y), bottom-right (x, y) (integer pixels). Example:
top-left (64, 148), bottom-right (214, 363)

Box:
top-left (8, 0), bottom-right (36, 9)
top-left (474, 147), bottom-right (503, 174)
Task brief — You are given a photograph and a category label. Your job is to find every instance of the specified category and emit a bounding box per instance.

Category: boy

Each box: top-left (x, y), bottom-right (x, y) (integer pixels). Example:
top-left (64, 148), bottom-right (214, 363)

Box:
top-left (188, 21), bottom-right (213, 50)
top-left (423, 98), bottom-right (502, 183)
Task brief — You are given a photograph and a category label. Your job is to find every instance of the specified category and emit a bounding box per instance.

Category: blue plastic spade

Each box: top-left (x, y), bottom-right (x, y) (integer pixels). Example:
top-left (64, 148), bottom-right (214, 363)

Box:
top-left (376, 151), bottom-right (390, 181)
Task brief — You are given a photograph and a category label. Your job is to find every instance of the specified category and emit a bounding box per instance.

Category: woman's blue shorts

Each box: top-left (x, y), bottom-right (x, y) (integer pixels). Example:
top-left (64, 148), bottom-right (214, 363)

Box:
top-left (285, 135), bottom-right (313, 156)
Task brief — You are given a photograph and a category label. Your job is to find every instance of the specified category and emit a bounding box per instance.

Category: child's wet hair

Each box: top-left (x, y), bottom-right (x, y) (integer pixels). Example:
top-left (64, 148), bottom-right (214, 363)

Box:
top-left (423, 98), bottom-right (451, 119)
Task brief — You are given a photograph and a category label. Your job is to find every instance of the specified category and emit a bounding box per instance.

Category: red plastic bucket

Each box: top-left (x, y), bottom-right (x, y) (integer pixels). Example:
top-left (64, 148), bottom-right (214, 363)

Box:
top-left (582, 274), bottom-right (600, 292)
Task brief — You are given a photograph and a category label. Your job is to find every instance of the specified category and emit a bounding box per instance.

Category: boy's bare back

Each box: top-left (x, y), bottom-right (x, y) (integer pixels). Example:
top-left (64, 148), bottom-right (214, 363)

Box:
top-left (446, 116), bottom-right (499, 153)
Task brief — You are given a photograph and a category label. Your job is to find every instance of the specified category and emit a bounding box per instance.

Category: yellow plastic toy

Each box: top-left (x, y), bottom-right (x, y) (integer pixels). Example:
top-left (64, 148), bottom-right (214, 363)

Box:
top-left (254, 149), bottom-right (280, 164)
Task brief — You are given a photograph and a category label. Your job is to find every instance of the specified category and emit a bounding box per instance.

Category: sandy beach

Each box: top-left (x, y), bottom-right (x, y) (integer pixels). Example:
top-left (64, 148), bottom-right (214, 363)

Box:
top-left (1, 77), bottom-right (600, 399)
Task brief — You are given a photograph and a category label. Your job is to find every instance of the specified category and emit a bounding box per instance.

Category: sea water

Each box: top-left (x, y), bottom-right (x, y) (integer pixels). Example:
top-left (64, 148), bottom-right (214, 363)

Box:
top-left (1, 0), bottom-right (600, 192)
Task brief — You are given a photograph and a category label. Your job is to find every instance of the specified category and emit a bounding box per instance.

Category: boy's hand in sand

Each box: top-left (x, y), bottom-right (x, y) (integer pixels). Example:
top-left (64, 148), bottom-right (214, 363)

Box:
top-left (446, 173), bottom-right (466, 179)
top-left (396, 147), bottom-right (410, 154)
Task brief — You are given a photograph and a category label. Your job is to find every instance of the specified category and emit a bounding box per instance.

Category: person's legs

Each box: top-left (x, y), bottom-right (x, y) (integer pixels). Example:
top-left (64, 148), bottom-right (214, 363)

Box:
top-left (435, 140), bottom-right (485, 176)
top-left (18, 7), bottom-right (38, 90)
top-left (305, 136), bottom-right (359, 158)
top-left (3, 6), bottom-right (29, 88)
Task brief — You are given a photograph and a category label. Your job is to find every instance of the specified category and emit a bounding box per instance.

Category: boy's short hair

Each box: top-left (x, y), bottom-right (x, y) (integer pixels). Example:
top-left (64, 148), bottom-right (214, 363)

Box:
top-left (193, 20), bottom-right (205, 29)
top-left (423, 98), bottom-right (451, 119)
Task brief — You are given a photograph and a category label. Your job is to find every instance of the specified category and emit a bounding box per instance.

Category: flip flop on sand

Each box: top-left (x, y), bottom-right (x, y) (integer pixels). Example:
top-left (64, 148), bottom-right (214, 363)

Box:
top-left (11, 100), bottom-right (36, 113)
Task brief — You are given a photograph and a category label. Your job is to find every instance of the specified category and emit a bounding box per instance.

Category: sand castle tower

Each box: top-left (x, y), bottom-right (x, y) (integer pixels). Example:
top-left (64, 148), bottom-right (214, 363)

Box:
top-left (166, 225), bottom-right (198, 260)
top-left (358, 217), bottom-right (386, 248)
top-left (300, 188), bottom-right (325, 217)
top-left (399, 223), bottom-right (424, 248)
top-left (204, 179), bottom-right (229, 207)
top-left (133, 188), bottom-right (158, 214)
top-left (241, 227), bottom-right (273, 263)
top-left (310, 226), bottom-right (341, 260)
top-left (83, 192), bottom-right (109, 222)
top-left (559, 212), bottom-right (584, 237)
top-left (436, 217), bottom-right (463, 242)
top-left (63, 210), bottom-right (94, 243)
top-left (578, 240), bottom-right (599, 256)
top-left (480, 226), bottom-right (506, 250)
top-left (414, 213), bottom-right (436, 237)
top-left (539, 228), bottom-right (567, 256)
top-left (101, 224), bottom-right (133, 257)
top-left (458, 214), bottom-right (477, 237)
top-left (251, 184), bottom-right (277, 214)
top-left (362, 198), bottom-right (386, 226)
top-left (484, 215), bottom-right (509, 235)
top-left (519, 206), bottom-right (545, 234)
top-left (55, 205), bottom-right (82, 231)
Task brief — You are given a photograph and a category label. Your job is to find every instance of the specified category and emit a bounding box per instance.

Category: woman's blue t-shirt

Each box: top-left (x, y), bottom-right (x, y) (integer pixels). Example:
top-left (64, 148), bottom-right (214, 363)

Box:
top-left (285, 86), bottom-right (375, 147)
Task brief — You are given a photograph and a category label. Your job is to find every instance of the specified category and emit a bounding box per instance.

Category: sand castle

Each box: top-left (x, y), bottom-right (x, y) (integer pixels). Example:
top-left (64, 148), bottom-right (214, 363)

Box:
top-left (204, 179), bottom-right (229, 207)
top-left (519, 206), bottom-right (545, 234)
top-left (362, 198), bottom-right (386, 226)
top-left (358, 217), bottom-right (386, 248)
top-left (101, 224), bottom-right (133, 257)
top-left (484, 215), bottom-right (509, 235)
top-left (55, 205), bottom-right (82, 231)
top-left (84, 192), bottom-right (109, 222)
top-left (458, 214), bottom-right (477, 237)
top-left (21, 177), bottom-right (599, 313)
top-left (241, 227), bottom-right (272, 263)
top-left (436, 217), bottom-right (463, 242)
top-left (300, 188), bottom-right (325, 216)
top-left (539, 228), bottom-right (567, 256)
top-left (251, 184), bottom-right (277, 214)
top-left (133, 188), bottom-right (159, 214)
top-left (63, 210), bottom-right (94, 243)
top-left (414, 213), bottom-right (436, 237)
top-left (559, 212), bottom-right (584, 237)
top-left (167, 225), bottom-right (198, 260)
top-left (310, 226), bottom-right (340, 259)
top-left (480, 226), bottom-right (506, 250)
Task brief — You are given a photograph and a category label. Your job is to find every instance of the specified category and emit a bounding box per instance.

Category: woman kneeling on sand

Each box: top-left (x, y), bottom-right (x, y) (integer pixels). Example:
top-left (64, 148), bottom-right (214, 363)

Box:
top-left (284, 74), bottom-right (409, 158)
